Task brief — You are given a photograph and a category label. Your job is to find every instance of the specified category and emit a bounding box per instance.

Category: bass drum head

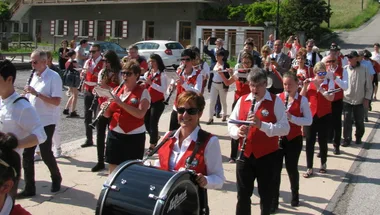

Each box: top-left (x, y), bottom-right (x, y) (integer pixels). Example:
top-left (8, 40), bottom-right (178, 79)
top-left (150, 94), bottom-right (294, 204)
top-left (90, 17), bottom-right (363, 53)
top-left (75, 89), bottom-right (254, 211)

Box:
top-left (266, 75), bottom-right (273, 89)
top-left (154, 171), bottom-right (200, 215)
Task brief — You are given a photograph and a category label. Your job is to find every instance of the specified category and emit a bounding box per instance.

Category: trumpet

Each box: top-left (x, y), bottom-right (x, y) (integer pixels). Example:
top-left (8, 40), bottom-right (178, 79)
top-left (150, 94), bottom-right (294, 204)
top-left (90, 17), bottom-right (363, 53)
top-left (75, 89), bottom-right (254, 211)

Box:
top-left (237, 94), bottom-right (256, 162)
top-left (89, 81), bottom-right (125, 129)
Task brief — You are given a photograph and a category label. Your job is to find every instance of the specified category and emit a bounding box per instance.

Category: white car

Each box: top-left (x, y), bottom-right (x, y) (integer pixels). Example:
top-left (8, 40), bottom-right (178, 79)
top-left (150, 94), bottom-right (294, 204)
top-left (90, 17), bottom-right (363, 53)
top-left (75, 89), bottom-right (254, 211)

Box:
top-left (133, 40), bottom-right (184, 68)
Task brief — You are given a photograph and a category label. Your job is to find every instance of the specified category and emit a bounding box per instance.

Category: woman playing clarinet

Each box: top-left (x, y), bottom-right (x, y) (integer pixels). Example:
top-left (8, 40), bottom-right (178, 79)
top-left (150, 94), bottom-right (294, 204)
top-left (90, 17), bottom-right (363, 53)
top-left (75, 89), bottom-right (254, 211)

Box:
top-left (103, 60), bottom-right (151, 174)
top-left (144, 54), bottom-right (168, 152)
top-left (300, 62), bottom-right (334, 178)
top-left (220, 52), bottom-right (254, 163)
top-left (271, 72), bottom-right (312, 213)
top-left (155, 91), bottom-right (225, 215)
top-left (91, 50), bottom-right (121, 172)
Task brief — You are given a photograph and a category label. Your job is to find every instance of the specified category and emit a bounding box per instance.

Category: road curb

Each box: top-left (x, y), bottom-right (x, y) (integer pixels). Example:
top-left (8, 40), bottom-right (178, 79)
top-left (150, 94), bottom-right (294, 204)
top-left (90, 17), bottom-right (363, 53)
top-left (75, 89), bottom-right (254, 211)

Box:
top-left (322, 115), bottom-right (380, 215)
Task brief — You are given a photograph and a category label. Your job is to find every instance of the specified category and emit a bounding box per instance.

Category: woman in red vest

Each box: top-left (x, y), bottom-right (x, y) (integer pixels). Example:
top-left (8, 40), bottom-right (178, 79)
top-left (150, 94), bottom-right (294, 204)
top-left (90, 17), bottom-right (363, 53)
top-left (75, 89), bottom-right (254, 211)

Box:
top-left (220, 52), bottom-right (253, 163)
top-left (91, 50), bottom-right (122, 172)
top-left (326, 55), bottom-right (348, 155)
top-left (271, 72), bottom-right (312, 212)
top-left (300, 62), bottom-right (335, 178)
top-left (228, 70), bottom-right (290, 215)
top-left (155, 91), bottom-right (224, 215)
top-left (292, 52), bottom-right (314, 88)
top-left (104, 60), bottom-right (151, 174)
top-left (0, 132), bottom-right (31, 215)
top-left (168, 49), bottom-right (203, 131)
top-left (144, 54), bottom-right (168, 152)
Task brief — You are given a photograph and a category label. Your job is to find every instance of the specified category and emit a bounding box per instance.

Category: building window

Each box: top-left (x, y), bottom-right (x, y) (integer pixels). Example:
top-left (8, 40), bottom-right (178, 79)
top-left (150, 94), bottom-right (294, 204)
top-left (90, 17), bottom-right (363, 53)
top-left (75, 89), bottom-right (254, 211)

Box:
top-left (56, 20), bottom-right (64, 36)
top-left (22, 23), bottom-right (28, 33)
top-left (113, 20), bottom-right (123, 38)
top-left (80, 20), bottom-right (89, 37)
top-left (145, 21), bottom-right (154, 40)
top-left (13, 22), bottom-right (19, 33)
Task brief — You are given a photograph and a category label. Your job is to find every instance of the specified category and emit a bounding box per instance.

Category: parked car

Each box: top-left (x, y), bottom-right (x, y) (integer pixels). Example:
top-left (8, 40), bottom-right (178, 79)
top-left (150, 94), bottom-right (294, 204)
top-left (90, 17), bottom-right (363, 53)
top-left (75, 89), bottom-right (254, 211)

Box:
top-left (132, 40), bottom-right (184, 68)
top-left (75, 41), bottom-right (128, 59)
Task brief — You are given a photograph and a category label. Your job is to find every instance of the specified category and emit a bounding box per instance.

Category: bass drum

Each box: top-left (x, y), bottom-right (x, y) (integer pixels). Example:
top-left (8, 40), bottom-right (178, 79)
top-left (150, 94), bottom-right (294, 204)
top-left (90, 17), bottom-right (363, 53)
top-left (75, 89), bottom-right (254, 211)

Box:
top-left (96, 160), bottom-right (200, 215)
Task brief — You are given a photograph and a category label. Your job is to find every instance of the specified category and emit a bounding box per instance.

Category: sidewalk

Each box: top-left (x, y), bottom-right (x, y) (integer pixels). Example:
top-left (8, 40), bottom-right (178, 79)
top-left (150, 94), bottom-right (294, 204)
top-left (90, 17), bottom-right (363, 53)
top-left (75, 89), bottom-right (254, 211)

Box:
top-left (17, 90), bottom-right (380, 215)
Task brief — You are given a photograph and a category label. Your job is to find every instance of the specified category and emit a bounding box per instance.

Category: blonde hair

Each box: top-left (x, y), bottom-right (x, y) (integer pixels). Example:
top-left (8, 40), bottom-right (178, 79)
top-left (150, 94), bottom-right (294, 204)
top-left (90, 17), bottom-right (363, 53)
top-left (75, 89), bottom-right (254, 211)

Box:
top-left (177, 91), bottom-right (205, 113)
top-left (261, 45), bottom-right (272, 56)
top-left (313, 62), bottom-right (326, 74)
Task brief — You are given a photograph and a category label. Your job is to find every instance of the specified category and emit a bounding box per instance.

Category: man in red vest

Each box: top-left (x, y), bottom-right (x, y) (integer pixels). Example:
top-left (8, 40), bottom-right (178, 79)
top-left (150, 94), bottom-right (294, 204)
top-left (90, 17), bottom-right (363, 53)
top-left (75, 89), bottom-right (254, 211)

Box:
top-left (228, 69), bottom-right (290, 215)
top-left (81, 44), bottom-right (104, 148)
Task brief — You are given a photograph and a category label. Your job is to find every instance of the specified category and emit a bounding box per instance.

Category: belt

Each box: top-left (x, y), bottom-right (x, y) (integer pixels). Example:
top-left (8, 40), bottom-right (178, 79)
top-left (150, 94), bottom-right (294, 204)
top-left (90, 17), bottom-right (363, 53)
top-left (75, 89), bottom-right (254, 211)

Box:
top-left (213, 81), bottom-right (222, 84)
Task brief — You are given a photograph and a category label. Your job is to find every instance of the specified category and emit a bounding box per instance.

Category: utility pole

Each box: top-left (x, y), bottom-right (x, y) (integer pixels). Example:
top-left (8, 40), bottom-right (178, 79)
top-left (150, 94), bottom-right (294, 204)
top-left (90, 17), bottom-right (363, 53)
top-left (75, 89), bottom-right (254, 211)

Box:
top-left (362, 0), bottom-right (364, 11)
top-left (276, 0), bottom-right (280, 40)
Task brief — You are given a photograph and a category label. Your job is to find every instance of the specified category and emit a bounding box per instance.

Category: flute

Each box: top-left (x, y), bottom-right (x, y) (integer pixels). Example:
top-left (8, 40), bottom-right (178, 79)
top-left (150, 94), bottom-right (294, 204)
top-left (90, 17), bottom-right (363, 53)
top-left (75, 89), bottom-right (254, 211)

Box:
top-left (237, 94), bottom-right (256, 162)
top-left (211, 68), bottom-right (252, 73)
top-left (279, 92), bottom-right (289, 149)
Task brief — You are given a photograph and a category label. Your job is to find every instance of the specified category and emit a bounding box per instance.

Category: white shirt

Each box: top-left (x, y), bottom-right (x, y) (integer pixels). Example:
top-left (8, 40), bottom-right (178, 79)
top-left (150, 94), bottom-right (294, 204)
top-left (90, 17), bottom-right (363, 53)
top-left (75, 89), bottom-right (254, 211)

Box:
top-left (330, 66), bottom-right (349, 90)
top-left (0, 92), bottom-right (47, 156)
top-left (154, 126), bottom-right (225, 190)
top-left (361, 60), bottom-right (376, 75)
top-left (211, 63), bottom-right (225, 82)
top-left (371, 51), bottom-right (380, 64)
top-left (277, 92), bottom-right (313, 126)
top-left (143, 70), bottom-right (169, 100)
top-left (112, 88), bottom-right (151, 134)
top-left (228, 91), bottom-right (290, 139)
top-left (306, 51), bottom-right (321, 65)
top-left (84, 55), bottom-right (102, 72)
top-left (27, 67), bottom-right (63, 126)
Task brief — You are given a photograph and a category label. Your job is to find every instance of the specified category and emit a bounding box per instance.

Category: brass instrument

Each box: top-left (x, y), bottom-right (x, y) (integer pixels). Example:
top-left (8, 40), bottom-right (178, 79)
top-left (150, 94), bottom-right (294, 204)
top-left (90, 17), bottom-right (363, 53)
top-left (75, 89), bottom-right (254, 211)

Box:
top-left (237, 94), bottom-right (256, 162)
top-left (89, 80), bottom-right (125, 129)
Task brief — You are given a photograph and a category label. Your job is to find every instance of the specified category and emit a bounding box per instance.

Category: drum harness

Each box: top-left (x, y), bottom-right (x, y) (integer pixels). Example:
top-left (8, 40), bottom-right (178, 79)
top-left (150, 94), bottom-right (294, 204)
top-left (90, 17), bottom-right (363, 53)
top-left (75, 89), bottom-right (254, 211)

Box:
top-left (143, 128), bottom-right (211, 215)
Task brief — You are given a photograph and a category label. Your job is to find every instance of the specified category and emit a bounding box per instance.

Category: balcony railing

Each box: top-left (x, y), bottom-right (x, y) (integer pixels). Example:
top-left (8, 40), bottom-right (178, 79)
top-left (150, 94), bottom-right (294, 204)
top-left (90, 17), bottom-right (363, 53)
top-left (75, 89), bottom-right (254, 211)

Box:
top-left (23, 0), bottom-right (217, 4)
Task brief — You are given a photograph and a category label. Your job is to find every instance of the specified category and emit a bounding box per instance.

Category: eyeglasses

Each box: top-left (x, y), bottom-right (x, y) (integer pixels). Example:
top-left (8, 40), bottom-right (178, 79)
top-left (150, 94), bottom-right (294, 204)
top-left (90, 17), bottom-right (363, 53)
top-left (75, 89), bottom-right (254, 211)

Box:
top-left (326, 60), bottom-right (336, 63)
top-left (89, 50), bottom-right (98, 54)
top-left (177, 107), bottom-right (199, 115)
top-left (317, 71), bottom-right (327, 76)
top-left (29, 60), bottom-right (38, 64)
top-left (242, 61), bottom-right (251, 65)
top-left (181, 58), bottom-right (191, 62)
top-left (121, 71), bottom-right (134, 77)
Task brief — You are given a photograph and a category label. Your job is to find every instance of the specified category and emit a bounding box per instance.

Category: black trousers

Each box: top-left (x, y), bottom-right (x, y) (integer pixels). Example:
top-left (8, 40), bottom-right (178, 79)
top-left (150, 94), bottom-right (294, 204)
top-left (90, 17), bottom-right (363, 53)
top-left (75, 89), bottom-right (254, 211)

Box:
top-left (236, 152), bottom-right (277, 215)
top-left (96, 115), bottom-right (110, 163)
top-left (169, 110), bottom-right (180, 131)
top-left (328, 99), bottom-right (343, 148)
top-left (144, 100), bottom-right (165, 145)
top-left (304, 114), bottom-right (331, 169)
top-left (343, 102), bottom-right (365, 143)
top-left (84, 91), bottom-right (98, 143)
top-left (23, 125), bottom-right (61, 191)
top-left (272, 135), bottom-right (303, 202)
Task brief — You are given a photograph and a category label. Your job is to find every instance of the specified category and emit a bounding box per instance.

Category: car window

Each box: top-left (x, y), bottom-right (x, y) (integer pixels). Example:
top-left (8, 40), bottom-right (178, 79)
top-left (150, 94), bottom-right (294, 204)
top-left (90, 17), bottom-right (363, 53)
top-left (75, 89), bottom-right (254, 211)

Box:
top-left (165, 42), bottom-right (184, 50)
top-left (135, 43), bottom-right (144, 50)
top-left (109, 43), bottom-right (124, 52)
top-left (137, 42), bottom-right (159, 50)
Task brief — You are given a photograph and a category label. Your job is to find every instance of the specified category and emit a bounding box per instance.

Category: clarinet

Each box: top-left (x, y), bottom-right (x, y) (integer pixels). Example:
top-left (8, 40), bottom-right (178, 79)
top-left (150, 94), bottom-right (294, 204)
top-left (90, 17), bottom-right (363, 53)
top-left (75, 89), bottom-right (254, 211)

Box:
top-left (163, 67), bottom-right (184, 105)
top-left (89, 81), bottom-right (125, 129)
top-left (23, 69), bottom-right (35, 94)
top-left (279, 92), bottom-right (289, 149)
top-left (237, 94), bottom-right (256, 162)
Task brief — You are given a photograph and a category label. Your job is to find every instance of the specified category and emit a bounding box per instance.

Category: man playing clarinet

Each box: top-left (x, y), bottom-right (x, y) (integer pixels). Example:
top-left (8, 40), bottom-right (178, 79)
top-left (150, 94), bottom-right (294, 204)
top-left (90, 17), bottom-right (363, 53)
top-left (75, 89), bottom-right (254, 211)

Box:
top-left (227, 69), bottom-right (289, 215)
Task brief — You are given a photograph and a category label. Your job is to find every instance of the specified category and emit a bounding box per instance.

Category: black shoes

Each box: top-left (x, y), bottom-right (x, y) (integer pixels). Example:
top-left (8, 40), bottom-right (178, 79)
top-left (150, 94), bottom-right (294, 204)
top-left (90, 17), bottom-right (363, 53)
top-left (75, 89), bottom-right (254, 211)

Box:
top-left (216, 113), bottom-right (221, 118)
top-left (63, 109), bottom-right (69, 115)
top-left (341, 140), bottom-right (351, 147)
top-left (333, 146), bottom-right (341, 155)
top-left (270, 199), bottom-right (279, 213)
top-left (81, 140), bottom-right (94, 148)
top-left (51, 177), bottom-right (62, 192)
top-left (17, 189), bottom-right (36, 199)
top-left (291, 191), bottom-right (299, 207)
top-left (67, 111), bottom-right (80, 118)
top-left (356, 139), bottom-right (362, 145)
top-left (206, 119), bottom-right (214, 125)
top-left (91, 163), bottom-right (105, 172)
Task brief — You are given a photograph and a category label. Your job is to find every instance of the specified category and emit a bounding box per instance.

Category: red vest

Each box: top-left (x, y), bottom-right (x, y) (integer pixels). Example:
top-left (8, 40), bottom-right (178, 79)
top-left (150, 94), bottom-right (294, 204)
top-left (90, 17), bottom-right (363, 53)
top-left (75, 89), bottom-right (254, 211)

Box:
top-left (146, 71), bottom-right (165, 103)
top-left (174, 69), bottom-right (201, 107)
top-left (85, 59), bottom-right (104, 92)
top-left (109, 85), bottom-right (145, 133)
top-left (235, 71), bottom-right (250, 101)
top-left (332, 66), bottom-right (343, 101)
top-left (279, 92), bottom-right (303, 141)
top-left (158, 131), bottom-right (212, 175)
top-left (10, 205), bottom-right (31, 215)
top-left (307, 81), bottom-right (332, 118)
top-left (238, 94), bottom-right (279, 158)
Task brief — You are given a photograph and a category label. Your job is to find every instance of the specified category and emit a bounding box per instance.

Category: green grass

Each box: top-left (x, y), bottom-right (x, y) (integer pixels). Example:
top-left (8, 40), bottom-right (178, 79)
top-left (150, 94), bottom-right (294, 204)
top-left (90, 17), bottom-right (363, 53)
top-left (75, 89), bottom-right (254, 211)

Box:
top-left (325, 0), bottom-right (380, 29)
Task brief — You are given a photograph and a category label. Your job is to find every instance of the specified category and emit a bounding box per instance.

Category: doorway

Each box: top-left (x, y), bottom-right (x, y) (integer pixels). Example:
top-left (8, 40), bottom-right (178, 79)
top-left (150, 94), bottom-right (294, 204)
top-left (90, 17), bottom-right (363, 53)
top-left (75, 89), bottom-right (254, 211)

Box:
top-left (97, 20), bottom-right (106, 41)
top-left (178, 21), bottom-right (191, 48)
top-left (34, 19), bottom-right (42, 43)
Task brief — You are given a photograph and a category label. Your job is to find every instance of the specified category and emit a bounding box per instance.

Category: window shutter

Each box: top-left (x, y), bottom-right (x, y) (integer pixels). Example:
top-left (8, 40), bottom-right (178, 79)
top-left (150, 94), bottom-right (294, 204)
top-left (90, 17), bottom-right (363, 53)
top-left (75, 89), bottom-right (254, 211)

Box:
top-left (50, 20), bottom-right (55, 35)
top-left (106, 20), bottom-right (111, 37)
top-left (64, 20), bottom-right (68, 36)
top-left (89, 20), bottom-right (94, 37)
top-left (122, 21), bottom-right (128, 38)
top-left (74, 20), bottom-right (79, 36)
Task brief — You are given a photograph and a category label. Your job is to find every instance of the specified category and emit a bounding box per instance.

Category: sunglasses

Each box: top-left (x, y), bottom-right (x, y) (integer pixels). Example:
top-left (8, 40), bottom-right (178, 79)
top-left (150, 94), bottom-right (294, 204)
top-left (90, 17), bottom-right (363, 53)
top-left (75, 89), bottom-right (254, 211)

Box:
top-left (317, 71), bottom-right (327, 76)
top-left (89, 50), bottom-right (98, 54)
top-left (181, 58), bottom-right (191, 62)
top-left (30, 60), bottom-right (38, 64)
top-left (121, 71), bottom-right (134, 77)
top-left (177, 107), bottom-right (199, 115)
top-left (326, 60), bottom-right (336, 63)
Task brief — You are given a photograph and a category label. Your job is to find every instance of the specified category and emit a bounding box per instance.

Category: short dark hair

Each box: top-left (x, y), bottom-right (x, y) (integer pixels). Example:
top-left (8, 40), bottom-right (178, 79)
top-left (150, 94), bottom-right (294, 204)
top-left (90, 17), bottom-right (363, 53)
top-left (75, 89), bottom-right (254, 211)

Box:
top-left (374, 43), bottom-right (380, 47)
top-left (150, 54), bottom-right (166, 72)
top-left (91, 44), bottom-right (101, 51)
top-left (0, 60), bottom-right (17, 84)
top-left (122, 59), bottom-right (141, 77)
top-left (67, 50), bottom-right (76, 57)
top-left (216, 49), bottom-right (226, 57)
top-left (181, 49), bottom-right (196, 60)
top-left (79, 39), bottom-right (88, 45)
top-left (177, 91), bottom-right (206, 113)
top-left (128, 45), bottom-right (139, 51)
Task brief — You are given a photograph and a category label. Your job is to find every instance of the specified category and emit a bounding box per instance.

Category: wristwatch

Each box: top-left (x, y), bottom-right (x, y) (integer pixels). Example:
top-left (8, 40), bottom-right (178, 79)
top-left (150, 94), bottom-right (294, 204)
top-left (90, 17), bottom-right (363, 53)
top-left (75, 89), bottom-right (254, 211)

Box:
top-left (36, 92), bottom-right (40, 97)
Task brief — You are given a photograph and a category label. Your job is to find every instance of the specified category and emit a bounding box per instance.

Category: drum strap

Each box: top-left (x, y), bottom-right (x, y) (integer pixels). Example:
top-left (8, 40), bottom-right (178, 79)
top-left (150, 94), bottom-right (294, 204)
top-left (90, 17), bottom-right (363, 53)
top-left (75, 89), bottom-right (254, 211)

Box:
top-left (185, 129), bottom-right (210, 169)
top-left (145, 130), bottom-right (176, 158)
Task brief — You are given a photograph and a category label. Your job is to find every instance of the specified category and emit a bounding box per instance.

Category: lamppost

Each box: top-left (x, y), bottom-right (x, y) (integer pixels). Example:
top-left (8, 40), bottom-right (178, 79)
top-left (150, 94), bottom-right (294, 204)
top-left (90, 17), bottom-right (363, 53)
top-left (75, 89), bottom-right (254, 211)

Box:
top-left (276, 0), bottom-right (280, 40)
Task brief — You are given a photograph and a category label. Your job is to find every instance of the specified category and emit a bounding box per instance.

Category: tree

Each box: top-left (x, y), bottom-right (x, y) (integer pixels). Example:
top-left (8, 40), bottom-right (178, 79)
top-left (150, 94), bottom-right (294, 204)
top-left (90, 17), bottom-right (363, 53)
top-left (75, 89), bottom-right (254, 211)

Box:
top-left (0, 1), bottom-right (11, 50)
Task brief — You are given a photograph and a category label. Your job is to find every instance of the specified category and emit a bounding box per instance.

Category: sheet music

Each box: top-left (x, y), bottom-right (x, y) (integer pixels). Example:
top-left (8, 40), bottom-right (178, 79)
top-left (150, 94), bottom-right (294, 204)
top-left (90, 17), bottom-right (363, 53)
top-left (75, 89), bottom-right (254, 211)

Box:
top-left (93, 86), bottom-right (114, 99)
top-left (228, 119), bottom-right (255, 126)
top-left (84, 81), bottom-right (98, 87)
top-left (327, 88), bottom-right (342, 94)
